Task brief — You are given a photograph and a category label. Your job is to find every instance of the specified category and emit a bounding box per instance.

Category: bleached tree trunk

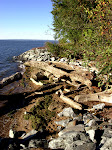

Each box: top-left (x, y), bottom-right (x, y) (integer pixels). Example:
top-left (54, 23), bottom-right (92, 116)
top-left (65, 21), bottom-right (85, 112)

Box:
top-left (25, 61), bottom-right (92, 88)
top-left (56, 90), bottom-right (82, 110)
top-left (75, 89), bottom-right (112, 104)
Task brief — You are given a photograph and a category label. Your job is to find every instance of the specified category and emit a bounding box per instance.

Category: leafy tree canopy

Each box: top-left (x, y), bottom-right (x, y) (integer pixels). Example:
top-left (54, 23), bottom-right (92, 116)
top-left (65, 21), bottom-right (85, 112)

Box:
top-left (49, 0), bottom-right (112, 88)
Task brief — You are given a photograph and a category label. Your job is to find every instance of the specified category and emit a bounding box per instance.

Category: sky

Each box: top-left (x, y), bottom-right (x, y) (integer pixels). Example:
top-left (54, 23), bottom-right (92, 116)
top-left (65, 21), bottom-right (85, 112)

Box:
top-left (0, 0), bottom-right (54, 40)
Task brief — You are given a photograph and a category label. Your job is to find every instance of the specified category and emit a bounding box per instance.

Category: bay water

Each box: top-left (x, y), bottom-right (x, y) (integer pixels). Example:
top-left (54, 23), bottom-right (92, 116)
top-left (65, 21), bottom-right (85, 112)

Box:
top-left (0, 40), bottom-right (55, 80)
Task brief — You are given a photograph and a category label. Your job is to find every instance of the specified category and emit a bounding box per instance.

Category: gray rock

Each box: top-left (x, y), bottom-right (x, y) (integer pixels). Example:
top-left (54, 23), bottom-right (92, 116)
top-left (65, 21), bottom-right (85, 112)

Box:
top-left (58, 124), bottom-right (85, 137)
top-left (28, 139), bottom-right (48, 148)
top-left (73, 140), bottom-right (86, 146)
top-left (47, 55), bottom-right (50, 61)
top-left (75, 142), bottom-right (96, 150)
top-left (37, 58), bottom-right (43, 61)
top-left (28, 55), bottom-right (35, 60)
top-left (48, 132), bottom-right (79, 149)
top-left (83, 113), bottom-right (99, 125)
top-left (98, 128), bottom-right (112, 149)
top-left (48, 137), bottom-right (66, 149)
top-left (85, 126), bottom-right (92, 132)
top-left (40, 52), bottom-right (45, 56)
top-left (43, 55), bottom-right (49, 61)
top-left (102, 128), bottom-right (112, 138)
top-left (15, 48), bottom-right (50, 62)
top-left (100, 138), bottom-right (112, 150)
top-left (22, 129), bottom-right (38, 140)
top-left (93, 103), bottom-right (105, 110)
top-left (59, 58), bottom-right (68, 62)
top-left (14, 47), bottom-right (54, 63)
top-left (57, 126), bottom-right (62, 131)
top-left (79, 132), bottom-right (90, 142)
top-left (86, 119), bottom-right (97, 127)
top-left (73, 115), bottom-right (83, 122)
top-left (9, 129), bottom-right (15, 138)
top-left (20, 144), bottom-right (26, 149)
top-left (49, 131), bottom-right (93, 150)
top-left (65, 140), bottom-right (86, 150)
top-left (44, 51), bottom-right (51, 55)
top-left (99, 136), bottom-right (109, 148)
top-left (66, 120), bottom-right (77, 128)
top-left (65, 142), bottom-right (96, 150)
top-left (58, 107), bottom-right (76, 118)
top-left (50, 57), bottom-right (56, 61)
top-left (86, 129), bottom-right (96, 142)
top-left (55, 118), bottom-right (71, 127)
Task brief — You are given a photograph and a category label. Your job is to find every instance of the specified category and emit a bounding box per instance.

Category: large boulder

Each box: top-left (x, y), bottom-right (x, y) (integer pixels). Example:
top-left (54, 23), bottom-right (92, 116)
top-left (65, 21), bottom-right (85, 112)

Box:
top-left (28, 139), bottom-right (48, 149)
top-left (58, 107), bottom-right (76, 118)
top-left (48, 131), bottom-right (95, 150)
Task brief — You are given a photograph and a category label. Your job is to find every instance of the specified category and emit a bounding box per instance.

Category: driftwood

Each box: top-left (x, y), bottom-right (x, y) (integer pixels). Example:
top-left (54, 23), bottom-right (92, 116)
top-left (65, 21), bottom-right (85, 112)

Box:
top-left (0, 72), bottom-right (22, 88)
top-left (24, 61), bottom-right (92, 88)
top-left (30, 78), bottom-right (43, 86)
top-left (75, 89), bottom-right (112, 104)
top-left (56, 90), bottom-right (82, 110)
top-left (0, 82), bottom-right (62, 100)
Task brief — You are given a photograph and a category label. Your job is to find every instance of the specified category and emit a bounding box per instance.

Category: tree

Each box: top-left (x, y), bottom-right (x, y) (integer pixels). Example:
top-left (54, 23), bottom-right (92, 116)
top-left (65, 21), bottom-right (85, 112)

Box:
top-left (50, 0), bottom-right (112, 87)
top-left (51, 0), bottom-right (88, 43)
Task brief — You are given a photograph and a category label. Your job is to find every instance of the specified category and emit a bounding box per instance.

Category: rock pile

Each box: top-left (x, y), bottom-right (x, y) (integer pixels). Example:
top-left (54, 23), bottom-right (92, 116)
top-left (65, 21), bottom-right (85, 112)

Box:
top-left (0, 107), bottom-right (112, 150)
top-left (48, 107), bottom-right (112, 150)
top-left (1, 47), bottom-right (112, 150)
top-left (13, 48), bottom-right (57, 62)
top-left (13, 47), bottom-right (98, 74)
top-left (13, 47), bottom-right (83, 64)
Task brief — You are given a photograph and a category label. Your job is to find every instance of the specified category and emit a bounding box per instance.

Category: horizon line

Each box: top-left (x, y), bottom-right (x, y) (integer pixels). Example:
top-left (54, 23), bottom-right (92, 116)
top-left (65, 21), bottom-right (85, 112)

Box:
top-left (0, 39), bottom-right (56, 41)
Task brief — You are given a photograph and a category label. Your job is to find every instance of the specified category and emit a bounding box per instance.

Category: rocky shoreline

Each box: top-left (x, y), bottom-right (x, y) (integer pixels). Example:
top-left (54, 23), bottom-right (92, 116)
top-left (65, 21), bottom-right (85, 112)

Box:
top-left (0, 47), bottom-right (112, 150)
top-left (13, 47), bottom-right (56, 62)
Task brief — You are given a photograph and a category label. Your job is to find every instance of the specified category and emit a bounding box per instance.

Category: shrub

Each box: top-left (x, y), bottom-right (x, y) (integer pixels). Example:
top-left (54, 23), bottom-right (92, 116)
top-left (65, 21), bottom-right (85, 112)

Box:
top-left (24, 95), bottom-right (55, 130)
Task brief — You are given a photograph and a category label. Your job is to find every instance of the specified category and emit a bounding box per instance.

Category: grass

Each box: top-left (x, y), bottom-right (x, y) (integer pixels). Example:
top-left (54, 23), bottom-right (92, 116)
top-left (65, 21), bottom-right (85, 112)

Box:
top-left (24, 95), bottom-right (56, 131)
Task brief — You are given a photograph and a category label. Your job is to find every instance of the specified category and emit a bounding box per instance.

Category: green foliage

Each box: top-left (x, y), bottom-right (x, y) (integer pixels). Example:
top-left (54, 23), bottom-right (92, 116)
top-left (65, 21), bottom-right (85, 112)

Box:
top-left (45, 42), bottom-right (63, 56)
top-left (8, 110), bottom-right (16, 118)
top-left (51, 0), bottom-right (88, 43)
top-left (51, 0), bottom-right (112, 88)
top-left (24, 95), bottom-right (56, 130)
top-left (24, 113), bottom-right (30, 120)
top-left (45, 41), bottom-right (83, 59)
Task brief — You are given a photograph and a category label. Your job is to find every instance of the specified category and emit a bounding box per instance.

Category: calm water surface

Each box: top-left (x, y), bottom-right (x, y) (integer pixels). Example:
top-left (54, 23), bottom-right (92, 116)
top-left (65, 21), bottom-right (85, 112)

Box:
top-left (0, 40), bottom-right (55, 80)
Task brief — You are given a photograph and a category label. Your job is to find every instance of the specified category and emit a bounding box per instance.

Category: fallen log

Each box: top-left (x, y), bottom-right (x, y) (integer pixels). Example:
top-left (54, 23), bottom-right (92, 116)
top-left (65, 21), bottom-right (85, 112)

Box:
top-left (0, 72), bottom-right (22, 88)
top-left (56, 90), bottom-right (82, 110)
top-left (30, 78), bottom-right (43, 86)
top-left (0, 83), bottom-right (62, 100)
top-left (75, 89), bottom-right (112, 104)
top-left (24, 61), bottom-right (92, 88)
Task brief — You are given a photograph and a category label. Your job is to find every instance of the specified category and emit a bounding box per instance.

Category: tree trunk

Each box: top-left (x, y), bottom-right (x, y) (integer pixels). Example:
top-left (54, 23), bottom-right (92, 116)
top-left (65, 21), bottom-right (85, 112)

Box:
top-left (75, 89), bottom-right (112, 104)
top-left (56, 89), bottom-right (82, 110)
top-left (25, 61), bottom-right (92, 88)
